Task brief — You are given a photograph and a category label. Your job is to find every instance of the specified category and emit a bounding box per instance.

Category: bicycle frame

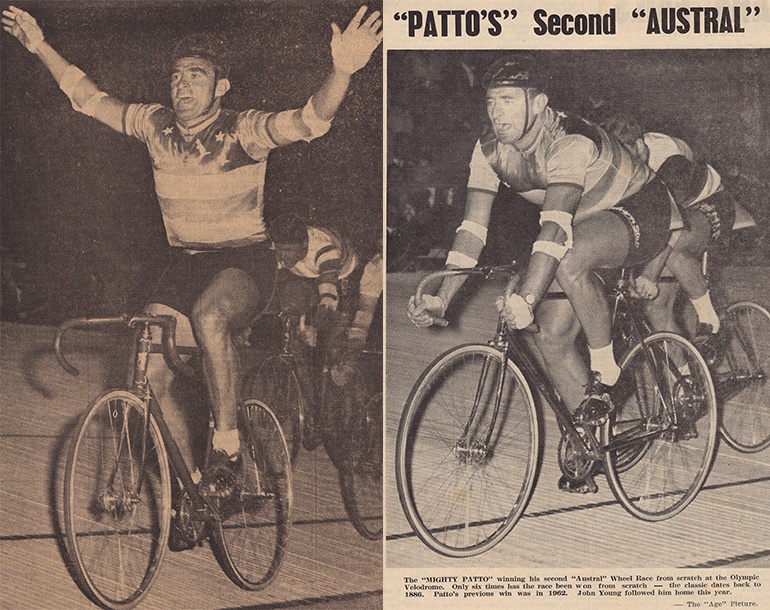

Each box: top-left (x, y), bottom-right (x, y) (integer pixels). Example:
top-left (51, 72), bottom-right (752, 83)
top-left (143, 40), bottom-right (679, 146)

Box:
top-left (55, 314), bottom-right (223, 525)
top-left (414, 264), bottom-right (696, 464)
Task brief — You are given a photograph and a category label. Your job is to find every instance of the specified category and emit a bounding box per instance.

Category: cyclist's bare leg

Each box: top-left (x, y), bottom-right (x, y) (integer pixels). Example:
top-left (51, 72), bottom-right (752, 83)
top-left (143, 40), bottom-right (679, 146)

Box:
top-left (191, 268), bottom-right (263, 446)
top-left (555, 212), bottom-right (630, 375)
top-left (643, 282), bottom-right (680, 333)
top-left (146, 302), bottom-right (198, 473)
top-left (664, 211), bottom-right (710, 301)
top-left (645, 211), bottom-right (712, 333)
top-left (529, 299), bottom-right (588, 411)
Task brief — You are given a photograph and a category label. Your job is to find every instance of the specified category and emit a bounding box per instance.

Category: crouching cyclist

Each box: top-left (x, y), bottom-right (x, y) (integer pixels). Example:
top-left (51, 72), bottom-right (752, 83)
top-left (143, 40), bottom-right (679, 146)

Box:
top-left (407, 55), bottom-right (674, 492)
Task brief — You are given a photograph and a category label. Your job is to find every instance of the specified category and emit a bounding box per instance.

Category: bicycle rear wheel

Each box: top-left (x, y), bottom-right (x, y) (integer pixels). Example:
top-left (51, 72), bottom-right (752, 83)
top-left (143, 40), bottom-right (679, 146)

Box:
top-left (210, 399), bottom-right (292, 590)
top-left (248, 355), bottom-right (304, 463)
top-left (716, 302), bottom-right (770, 453)
top-left (340, 392), bottom-right (383, 540)
top-left (604, 332), bottom-right (718, 520)
top-left (396, 344), bottom-right (540, 557)
top-left (64, 390), bottom-right (171, 610)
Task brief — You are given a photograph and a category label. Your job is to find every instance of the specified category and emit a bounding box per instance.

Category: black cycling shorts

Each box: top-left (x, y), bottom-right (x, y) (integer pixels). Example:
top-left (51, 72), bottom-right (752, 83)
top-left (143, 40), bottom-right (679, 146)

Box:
top-left (148, 242), bottom-right (277, 318)
top-left (607, 177), bottom-right (672, 267)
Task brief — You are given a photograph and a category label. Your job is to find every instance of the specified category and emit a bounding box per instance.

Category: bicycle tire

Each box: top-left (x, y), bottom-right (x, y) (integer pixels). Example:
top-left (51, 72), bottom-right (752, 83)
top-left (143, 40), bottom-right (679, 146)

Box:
top-left (717, 302), bottom-right (770, 452)
top-left (209, 399), bottom-right (292, 590)
top-left (604, 332), bottom-right (718, 521)
top-left (248, 355), bottom-right (304, 463)
top-left (396, 344), bottom-right (540, 557)
top-left (64, 390), bottom-right (171, 610)
top-left (339, 392), bottom-right (383, 541)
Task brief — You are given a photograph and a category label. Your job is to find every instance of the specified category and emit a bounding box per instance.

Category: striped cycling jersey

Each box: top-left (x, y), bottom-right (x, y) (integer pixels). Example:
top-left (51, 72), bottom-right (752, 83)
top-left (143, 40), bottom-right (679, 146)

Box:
top-left (468, 107), bottom-right (651, 223)
top-left (123, 103), bottom-right (328, 249)
top-left (283, 226), bottom-right (358, 307)
top-left (642, 132), bottom-right (722, 208)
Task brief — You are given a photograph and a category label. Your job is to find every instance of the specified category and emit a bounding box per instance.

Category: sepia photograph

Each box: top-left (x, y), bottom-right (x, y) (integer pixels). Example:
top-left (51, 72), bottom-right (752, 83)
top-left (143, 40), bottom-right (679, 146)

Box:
top-left (385, 47), bottom-right (770, 578)
top-left (1, 1), bottom-right (382, 608)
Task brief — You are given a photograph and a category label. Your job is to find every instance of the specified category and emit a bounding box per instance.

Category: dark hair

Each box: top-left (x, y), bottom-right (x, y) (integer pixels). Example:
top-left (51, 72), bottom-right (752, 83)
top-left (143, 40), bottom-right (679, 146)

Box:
top-left (269, 214), bottom-right (308, 245)
top-left (171, 33), bottom-right (230, 80)
top-left (602, 113), bottom-right (645, 150)
top-left (482, 55), bottom-right (549, 93)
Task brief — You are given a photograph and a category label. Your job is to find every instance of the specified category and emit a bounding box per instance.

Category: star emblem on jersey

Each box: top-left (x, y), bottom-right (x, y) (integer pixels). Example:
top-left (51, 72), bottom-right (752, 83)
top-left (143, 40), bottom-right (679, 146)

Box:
top-left (215, 131), bottom-right (225, 142)
top-left (162, 126), bottom-right (174, 136)
top-left (195, 140), bottom-right (211, 157)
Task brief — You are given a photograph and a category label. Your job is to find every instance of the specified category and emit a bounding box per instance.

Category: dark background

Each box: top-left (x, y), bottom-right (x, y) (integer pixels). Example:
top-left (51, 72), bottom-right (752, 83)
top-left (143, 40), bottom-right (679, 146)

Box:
top-left (1, 0), bottom-right (382, 322)
top-left (387, 49), bottom-right (770, 272)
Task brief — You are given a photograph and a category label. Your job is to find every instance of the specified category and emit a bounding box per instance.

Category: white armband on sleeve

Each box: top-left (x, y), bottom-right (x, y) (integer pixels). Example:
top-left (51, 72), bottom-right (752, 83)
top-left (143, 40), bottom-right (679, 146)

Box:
top-left (532, 210), bottom-right (574, 261)
top-left (539, 210), bottom-right (574, 248)
top-left (532, 240), bottom-right (569, 261)
top-left (446, 250), bottom-right (478, 268)
top-left (301, 97), bottom-right (332, 140)
top-left (456, 220), bottom-right (488, 245)
top-left (59, 64), bottom-right (107, 117)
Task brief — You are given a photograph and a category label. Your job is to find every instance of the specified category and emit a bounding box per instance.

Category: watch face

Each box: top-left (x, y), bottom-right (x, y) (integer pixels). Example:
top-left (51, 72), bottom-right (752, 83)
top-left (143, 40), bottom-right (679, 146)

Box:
top-left (524, 293), bottom-right (535, 305)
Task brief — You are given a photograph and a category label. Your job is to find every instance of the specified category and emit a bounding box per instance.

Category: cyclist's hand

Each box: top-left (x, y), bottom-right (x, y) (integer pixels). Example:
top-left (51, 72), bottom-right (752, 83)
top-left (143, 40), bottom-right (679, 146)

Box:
top-left (330, 6), bottom-right (383, 75)
top-left (2, 6), bottom-right (44, 53)
top-left (407, 294), bottom-right (446, 328)
top-left (631, 275), bottom-right (659, 300)
top-left (318, 296), bottom-right (338, 313)
top-left (495, 293), bottom-right (534, 329)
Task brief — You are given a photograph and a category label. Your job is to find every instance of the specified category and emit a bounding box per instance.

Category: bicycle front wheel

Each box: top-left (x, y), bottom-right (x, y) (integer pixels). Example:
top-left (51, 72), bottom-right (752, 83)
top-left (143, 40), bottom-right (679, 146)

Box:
top-left (604, 332), bottom-right (718, 520)
top-left (210, 400), bottom-right (292, 590)
top-left (716, 302), bottom-right (770, 453)
top-left (396, 344), bottom-right (540, 557)
top-left (340, 391), bottom-right (383, 541)
top-left (248, 355), bottom-right (304, 463)
top-left (64, 390), bottom-right (171, 610)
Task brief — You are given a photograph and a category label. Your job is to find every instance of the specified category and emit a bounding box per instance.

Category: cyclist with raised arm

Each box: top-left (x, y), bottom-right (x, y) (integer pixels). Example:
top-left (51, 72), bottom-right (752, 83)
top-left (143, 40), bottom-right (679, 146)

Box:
top-left (407, 55), bottom-right (673, 492)
top-left (3, 4), bottom-right (381, 545)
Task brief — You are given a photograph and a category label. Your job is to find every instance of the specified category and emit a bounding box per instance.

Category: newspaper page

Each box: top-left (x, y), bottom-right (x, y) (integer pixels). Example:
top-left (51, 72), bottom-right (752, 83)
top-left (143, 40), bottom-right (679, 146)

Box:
top-left (384, 0), bottom-right (770, 608)
top-left (0, 1), bottom-right (382, 608)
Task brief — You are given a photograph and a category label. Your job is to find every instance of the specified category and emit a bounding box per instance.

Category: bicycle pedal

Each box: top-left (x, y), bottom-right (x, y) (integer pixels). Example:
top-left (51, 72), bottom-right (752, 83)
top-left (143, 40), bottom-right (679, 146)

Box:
top-left (558, 474), bottom-right (599, 494)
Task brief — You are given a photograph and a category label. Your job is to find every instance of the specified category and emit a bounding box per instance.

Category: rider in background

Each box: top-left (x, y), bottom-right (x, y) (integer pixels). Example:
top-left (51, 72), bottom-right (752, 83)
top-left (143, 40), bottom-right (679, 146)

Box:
top-left (407, 55), bottom-right (674, 492)
top-left (270, 213), bottom-right (359, 446)
top-left (603, 115), bottom-right (752, 353)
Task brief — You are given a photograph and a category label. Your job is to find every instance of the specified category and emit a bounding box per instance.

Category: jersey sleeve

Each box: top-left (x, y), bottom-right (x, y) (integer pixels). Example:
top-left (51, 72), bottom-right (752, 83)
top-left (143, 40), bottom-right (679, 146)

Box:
top-left (236, 102), bottom-right (332, 161)
top-left (122, 103), bottom-right (165, 143)
top-left (466, 140), bottom-right (501, 194)
top-left (545, 134), bottom-right (596, 190)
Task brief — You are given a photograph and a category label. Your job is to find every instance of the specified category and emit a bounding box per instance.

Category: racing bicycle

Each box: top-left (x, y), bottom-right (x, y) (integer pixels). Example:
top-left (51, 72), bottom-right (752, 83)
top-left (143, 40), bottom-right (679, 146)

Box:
top-left (55, 314), bottom-right (292, 609)
top-left (395, 264), bottom-right (718, 557)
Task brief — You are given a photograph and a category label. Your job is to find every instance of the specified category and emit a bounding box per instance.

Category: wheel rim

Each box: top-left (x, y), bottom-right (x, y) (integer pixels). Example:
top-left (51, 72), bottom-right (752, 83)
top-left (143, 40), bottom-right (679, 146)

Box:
top-left (249, 356), bottom-right (303, 462)
top-left (605, 333), bottom-right (718, 520)
top-left (396, 345), bottom-right (540, 557)
top-left (717, 302), bottom-right (770, 452)
top-left (64, 391), bottom-right (170, 609)
top-left (211, 400), bottom-right (292, 590)
top-left (341, 393), bottom-right (383, 540)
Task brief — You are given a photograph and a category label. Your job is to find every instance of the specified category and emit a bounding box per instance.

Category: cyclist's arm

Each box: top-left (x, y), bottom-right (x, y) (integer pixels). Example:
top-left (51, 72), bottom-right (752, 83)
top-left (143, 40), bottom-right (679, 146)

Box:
top-left (263, 7), bottom-right (381, 146)
top-left (3, 8), bottom-right (127, 132)
top-left (316, 250), bottom-right (343, 312)
top-left (36, 42), bottom-right (127, 132)
top-left (515, 183), bottom-right (581, 305)
top-left (437, 188), bottom-right (495, 307)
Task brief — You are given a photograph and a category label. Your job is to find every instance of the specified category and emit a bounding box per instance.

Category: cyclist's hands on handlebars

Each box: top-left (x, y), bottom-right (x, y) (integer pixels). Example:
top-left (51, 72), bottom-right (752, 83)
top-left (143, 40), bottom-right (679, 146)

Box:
top-left (2, 6), bottom-right (44, 52)
top-left (630, 275), bottom-right (659, 300)
top-left (495, 293), bottom-right (534, 329)
top-left (407, 294), bottom-right (446, 328)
